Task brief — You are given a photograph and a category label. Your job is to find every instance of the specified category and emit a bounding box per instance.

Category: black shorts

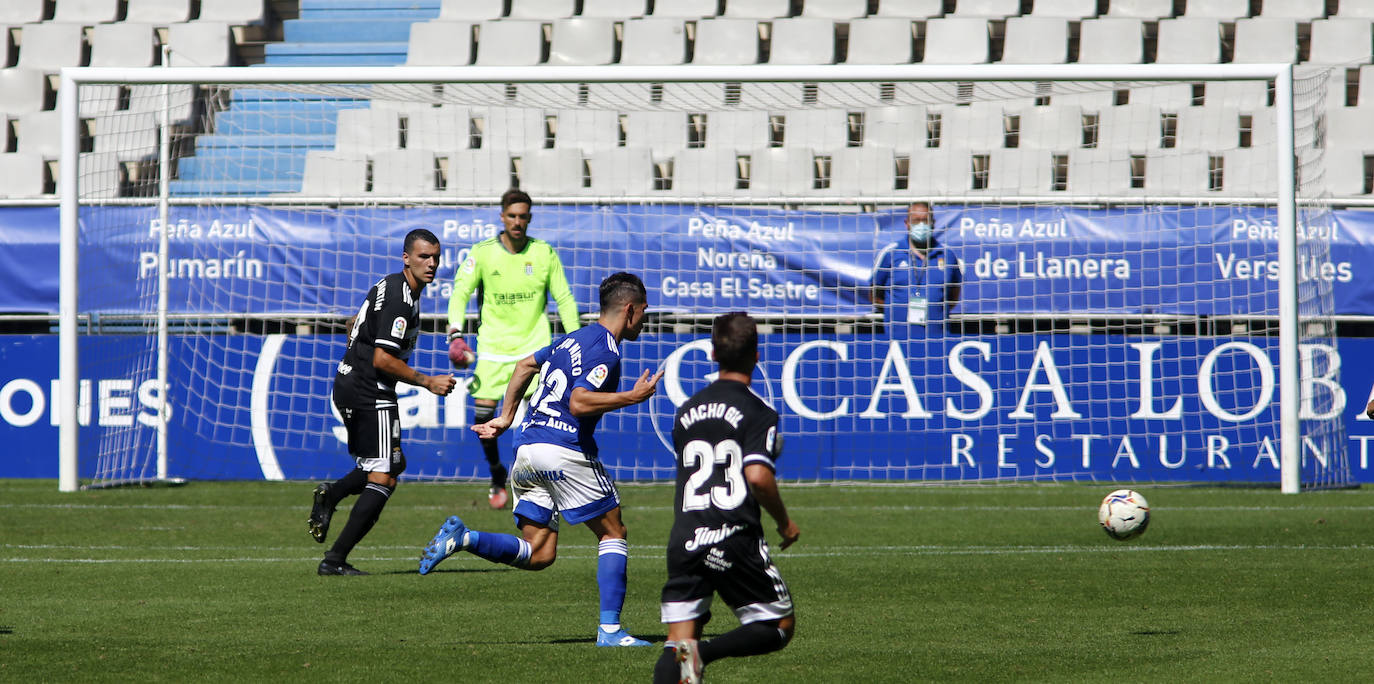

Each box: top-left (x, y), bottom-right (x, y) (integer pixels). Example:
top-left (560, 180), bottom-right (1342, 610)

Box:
top-left (338, 405), bottom-right (406, 475)
top-left (660, 531), bottom-right (793, 626)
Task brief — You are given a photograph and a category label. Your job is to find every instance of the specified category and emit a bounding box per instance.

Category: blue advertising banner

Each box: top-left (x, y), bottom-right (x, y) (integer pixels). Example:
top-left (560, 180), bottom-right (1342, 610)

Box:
top-left (4, 332), bottom-right (1371, 483)
top-left (2, 204), bottom-right (1372, 316)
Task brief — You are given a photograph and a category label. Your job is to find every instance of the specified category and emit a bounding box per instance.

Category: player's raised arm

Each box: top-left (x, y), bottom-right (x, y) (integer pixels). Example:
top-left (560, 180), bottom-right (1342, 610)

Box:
top-left (568, 368), bottom-right (663, 417)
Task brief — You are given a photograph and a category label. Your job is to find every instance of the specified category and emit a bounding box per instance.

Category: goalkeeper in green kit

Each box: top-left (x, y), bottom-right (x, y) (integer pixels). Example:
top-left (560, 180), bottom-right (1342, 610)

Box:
top-left (447, 189), bottom-right (582, 508)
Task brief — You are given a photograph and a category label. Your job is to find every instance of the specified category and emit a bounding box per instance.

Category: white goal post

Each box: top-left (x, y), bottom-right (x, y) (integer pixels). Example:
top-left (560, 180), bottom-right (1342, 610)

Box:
top-left (58, 63), bottom-right (1331, 493)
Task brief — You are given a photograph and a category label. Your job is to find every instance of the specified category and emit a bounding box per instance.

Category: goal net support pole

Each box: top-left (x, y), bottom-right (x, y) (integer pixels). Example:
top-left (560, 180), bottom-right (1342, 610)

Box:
top-left (57, 63), bottom-right (1308, 492)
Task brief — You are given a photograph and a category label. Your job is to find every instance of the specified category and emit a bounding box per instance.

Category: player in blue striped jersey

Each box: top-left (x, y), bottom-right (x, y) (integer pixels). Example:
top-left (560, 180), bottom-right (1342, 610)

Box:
top-left (418, 272), bottom-right (664, 648)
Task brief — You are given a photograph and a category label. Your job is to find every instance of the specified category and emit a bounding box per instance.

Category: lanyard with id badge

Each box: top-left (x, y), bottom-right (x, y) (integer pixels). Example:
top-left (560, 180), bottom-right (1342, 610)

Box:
top-left (906, 257), bottom-right (929, 324)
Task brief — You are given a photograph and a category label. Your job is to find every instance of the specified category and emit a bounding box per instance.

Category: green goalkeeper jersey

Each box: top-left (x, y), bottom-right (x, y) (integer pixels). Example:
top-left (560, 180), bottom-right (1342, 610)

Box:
top-left (448, 234), bottom-right (581, 361)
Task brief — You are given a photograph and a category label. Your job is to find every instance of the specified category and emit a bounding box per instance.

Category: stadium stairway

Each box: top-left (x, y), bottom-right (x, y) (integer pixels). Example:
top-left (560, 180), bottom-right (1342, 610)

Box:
top-left (169, 0), bottom-right (441, 196)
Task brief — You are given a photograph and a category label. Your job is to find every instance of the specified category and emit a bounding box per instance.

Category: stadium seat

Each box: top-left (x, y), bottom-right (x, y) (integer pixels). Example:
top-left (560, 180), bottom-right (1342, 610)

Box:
top-left (873, 0), bottom-right (943, 17)
top-left (580, 0), bottom-right (648, 19)
top-left (985, 148), bottom-right (1050, 194)
top-left (1104, 0), bottom-right (1172, 20)
top-left (1144, 151), bottom-right (1214, 194)
top-left (801, 0), bottom-right (870, 19)
top-left (17, 23), bottom-right (87, 72)
top-left (548, 18), bottom-right (615, 66)
top-left (0, 0), bottom-right (44, 25)
top-left (16, 110), bottom-right (60, 157)
top-left (1259, 0), bottom-right (1324, 19)
top-left (406, 21), bottom-right (476, 66)
top-left (1324, 148), bottom-right (1370, 196)
top-left (943, 104), bottom-right (1008, 149)
top-left (844, 18), bottom-right (914, 64)
top-left (1028, 0), bottom-right (1099, 18)
top-left (370, 149), bottom-right (437, 196)
top-left (476, 107), bottom-right (550, 151)
top-left (1232, 18), bottom-right (1297, 64)
top-left (1335, 0), bottom-right (1374, 19)
top-left (862, 105), bottom-right (925, 149)
top-left (444, 148), bottom-right (512, 196)
top-left (693, 19), bottom-right (761, 65)
top-left (999, 17), bottom-right (1068, 64)
top-left (1206, 80), bottom-right (1270, 108)
top-left (1173, 105), bottom-right (1240, 151)
top-left (1219, 148), bottom-right (1277, 197)
top-left (127, 84), bottom-right (197, 125)
top-left (475, 20), bottom-right (544, 66)
top-left (825, 146), bottom-right (897, 195)
top-left (666, 148), bottom-right (741, 196)
top-left (1153, 18), bottom-right (1221, 64)
top-left (779, 109), bottom-right (850, 152)
top-left (769, 18), bottom-right (835, 65)
top-left (1096, 104), bottom-right (1164, 151)
top-left (1326, 108), bottom-right (1374, 151)
top-left (517, 147), bottom-right (587, 195)
top-left (908, 146), bottom-right (974, 194)
top-left (439, 0), bottom-right (503, 21)
top-left (703, 110), bottom-right (771, 151)
top-left (126, 0), bottom-right (193, 26)
top-left (92, 112), bottom-right (159, 162)
top-left (0, 68), bottom-right (49, 115)
top-left (509, 0), bottom-right (575, 20)
top-left (1182, 0), bottom-right (1250, 19)
top-left (723, 0), bottom-right (792, 19)
top-left (1358, 64), bottom-right (1374, 107)
top-left (53, 0), bottom-right (120, 24)
top-left (197, 0), bottom-right (267, 26)
top-left (405, 105), bottom-right (470, 152)
top-left (952, 0), bottom-right (1020, 18)
top-left (90, 23), bottom-right (159, 68)
top-left (624, 110), bottom-right (690, 158)
top-left (921, 18), bottom-right (989, 64)
top-left (1308, 19), bottom-right (1374, 64)
top-left (334, 109), bottom-right (402, 154)
top-left (1065, 149), bottom-right (1138, 195)
top-left (0, 152), bottom-right (47, 196)
top-left (1019, 105), bottom-right (1085, 149)
top-left (620, 18), bottom-right (688, 65)
top-left (79, 151), bottom-right (123, 199)
top-left (747, 147), bottom-right (816, 195)
top-left (300, 150), bottom-right (368, 196)
top-left (589, 146), bottom-right (655, 194)
top-left (1077, 18), bottom-right (1144, 64)
top-left (167, 21), bottom-right (233, 66)
top-left (649, 0), bottom-right (722, 18)
top-left (552, 109), bottom-right (620, 153)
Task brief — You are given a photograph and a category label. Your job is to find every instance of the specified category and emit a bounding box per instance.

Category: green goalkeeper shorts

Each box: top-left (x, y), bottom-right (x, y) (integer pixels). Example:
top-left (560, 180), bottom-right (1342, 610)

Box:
top-left (468, 357), bottom-right (539, 402)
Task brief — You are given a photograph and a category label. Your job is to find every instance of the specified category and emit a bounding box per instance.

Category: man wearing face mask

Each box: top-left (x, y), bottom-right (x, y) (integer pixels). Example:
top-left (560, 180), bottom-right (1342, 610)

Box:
top-left (870, 201), bottom-right (962, 332)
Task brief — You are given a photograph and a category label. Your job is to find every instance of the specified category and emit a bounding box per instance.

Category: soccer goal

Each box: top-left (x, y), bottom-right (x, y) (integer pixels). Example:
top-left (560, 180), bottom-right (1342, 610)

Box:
top-left (58, 64), bottom-right (1350, 493)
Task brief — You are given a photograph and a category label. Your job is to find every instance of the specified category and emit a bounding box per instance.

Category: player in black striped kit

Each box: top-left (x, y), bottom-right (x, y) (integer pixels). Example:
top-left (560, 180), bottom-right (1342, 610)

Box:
top-left (655, 312), bottom-right (800, 684)
top-left (309, 228), bottom-right (457, 576)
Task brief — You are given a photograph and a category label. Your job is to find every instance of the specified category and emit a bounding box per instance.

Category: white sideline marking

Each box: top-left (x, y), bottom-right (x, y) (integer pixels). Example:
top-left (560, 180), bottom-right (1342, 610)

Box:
top-left (5, 543), bottom-right (1374, 564)
top-left (249, 333), bottom-right (287, 481)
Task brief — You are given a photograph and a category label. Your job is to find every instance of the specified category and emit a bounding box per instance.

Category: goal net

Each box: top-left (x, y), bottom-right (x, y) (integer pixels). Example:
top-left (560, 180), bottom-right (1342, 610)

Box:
top-left (59, 65), bottom-right (1350, 492)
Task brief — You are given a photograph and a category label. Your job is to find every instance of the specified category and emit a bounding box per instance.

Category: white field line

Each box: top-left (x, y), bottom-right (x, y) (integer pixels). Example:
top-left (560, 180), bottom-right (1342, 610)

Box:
top-left (5, 543), bottom-right (1374, 564)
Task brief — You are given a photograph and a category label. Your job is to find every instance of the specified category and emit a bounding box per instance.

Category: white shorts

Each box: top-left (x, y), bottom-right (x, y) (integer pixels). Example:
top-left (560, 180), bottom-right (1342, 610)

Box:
top-left (509, 442), bottom-right (620, 531)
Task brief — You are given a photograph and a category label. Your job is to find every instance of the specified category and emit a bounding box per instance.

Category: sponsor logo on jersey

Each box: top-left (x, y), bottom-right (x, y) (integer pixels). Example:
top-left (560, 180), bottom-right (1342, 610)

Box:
top-left (524, 262), bottom-right (533, 276)
top-left (391, 317), bottom-right (407, 339)
top-left (461, 257), bottom-right (476, 274)
top-left (373, 279), bottom-right (387, 310)
top-left (587, 363), bottom-right (609, 389)
top-left (337, 362), bottom-right (352, 375)
top-left (684, 523), bottom-right (745, 552)
top-left (705, 547), bottom-right (734, 571)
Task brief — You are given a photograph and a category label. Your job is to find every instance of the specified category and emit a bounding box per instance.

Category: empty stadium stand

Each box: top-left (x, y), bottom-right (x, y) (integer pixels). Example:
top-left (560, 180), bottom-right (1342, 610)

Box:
top-left (0, 0), bottom-right (1372, 199)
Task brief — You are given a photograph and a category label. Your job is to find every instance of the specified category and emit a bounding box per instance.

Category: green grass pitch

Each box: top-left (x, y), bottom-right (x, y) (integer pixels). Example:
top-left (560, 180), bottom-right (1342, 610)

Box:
top-left (4, 480), bottom-right (1374, 682)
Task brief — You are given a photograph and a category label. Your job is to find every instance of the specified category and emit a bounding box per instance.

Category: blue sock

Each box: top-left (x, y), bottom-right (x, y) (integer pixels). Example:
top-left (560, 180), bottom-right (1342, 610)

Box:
top-left (597, 538), bottom-right (629, 629)
top-left (466, 530), bottom-right (531, 568)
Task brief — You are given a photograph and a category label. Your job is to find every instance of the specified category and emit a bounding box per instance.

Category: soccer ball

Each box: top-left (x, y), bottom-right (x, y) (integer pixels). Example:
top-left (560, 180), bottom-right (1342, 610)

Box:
top-left (1098, 489), bottom-right (1150, 540)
